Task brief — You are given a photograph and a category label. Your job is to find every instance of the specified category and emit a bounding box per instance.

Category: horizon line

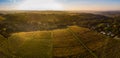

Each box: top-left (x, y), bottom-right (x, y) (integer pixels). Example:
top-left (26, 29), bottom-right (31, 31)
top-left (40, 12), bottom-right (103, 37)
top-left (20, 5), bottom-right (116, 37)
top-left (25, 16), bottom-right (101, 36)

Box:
top-left (0, 10), bottom-right (120, 12)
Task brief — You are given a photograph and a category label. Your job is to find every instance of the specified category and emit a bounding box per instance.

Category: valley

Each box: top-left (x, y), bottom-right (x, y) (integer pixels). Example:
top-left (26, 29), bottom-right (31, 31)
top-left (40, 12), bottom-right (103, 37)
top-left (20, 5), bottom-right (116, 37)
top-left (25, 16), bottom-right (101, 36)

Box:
top-left (0, 11), bottom-right (120, 58)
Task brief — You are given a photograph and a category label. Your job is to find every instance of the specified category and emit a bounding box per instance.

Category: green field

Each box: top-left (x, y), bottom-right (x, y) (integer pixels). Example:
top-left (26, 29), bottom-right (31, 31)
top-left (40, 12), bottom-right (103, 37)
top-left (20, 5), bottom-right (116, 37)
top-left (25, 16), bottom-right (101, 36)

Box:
top-left (0, 31), bottom-right (52, 58)
top-left (0, 26), bottom-right (119, 58)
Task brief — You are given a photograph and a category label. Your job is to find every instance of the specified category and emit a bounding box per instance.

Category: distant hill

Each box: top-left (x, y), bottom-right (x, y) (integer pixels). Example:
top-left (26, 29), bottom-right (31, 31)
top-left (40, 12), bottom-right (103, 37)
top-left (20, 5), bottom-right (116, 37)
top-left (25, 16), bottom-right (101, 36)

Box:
top-left (0, 12), bottom-right (111, 37)
top-left (95, 11), bottom-right (120, 17)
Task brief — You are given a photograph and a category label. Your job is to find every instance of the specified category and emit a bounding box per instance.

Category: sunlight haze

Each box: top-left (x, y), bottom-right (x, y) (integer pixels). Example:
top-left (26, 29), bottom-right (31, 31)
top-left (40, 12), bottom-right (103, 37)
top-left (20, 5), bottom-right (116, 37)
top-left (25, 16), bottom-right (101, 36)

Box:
top-left (0, 0), bottom-right (120, 11)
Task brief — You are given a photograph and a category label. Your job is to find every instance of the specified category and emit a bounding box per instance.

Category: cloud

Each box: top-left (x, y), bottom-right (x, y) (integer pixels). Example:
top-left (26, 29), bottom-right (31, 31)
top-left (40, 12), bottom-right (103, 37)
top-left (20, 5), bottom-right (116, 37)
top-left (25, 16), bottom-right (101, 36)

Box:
top-left (57, 0), bottom-right (120, 11)
top-left (0, 0), bottom-right (120, 11)
top-left (0, 0), bottom-right (23, 10)
top-left (15, 0), bottom-right (64, 10)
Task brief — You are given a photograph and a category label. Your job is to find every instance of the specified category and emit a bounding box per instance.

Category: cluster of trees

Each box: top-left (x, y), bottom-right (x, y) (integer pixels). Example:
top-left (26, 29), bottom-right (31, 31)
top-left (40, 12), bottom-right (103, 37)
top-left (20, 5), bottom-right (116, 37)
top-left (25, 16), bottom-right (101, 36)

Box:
top-left (91, 16), bottom-right (120, 38)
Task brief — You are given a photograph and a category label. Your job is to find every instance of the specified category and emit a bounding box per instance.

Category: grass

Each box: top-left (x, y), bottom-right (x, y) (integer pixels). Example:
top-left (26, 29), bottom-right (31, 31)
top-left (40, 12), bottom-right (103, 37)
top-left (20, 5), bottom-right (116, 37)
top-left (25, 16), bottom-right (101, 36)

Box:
top-left (0, 26), bottom-right (119, 58)
top-left (52, 29), bottom-right (86, 57)
top-left (0, 31), bottom-right (53, 58)
top-left (52, 26), bottom-right (108, 58)
top-left (0, 35), bottom-right (6, 43)
top-left (67, 27), bottom-right (98, 58)
top-left (101, 38), bottom-right (120, 58)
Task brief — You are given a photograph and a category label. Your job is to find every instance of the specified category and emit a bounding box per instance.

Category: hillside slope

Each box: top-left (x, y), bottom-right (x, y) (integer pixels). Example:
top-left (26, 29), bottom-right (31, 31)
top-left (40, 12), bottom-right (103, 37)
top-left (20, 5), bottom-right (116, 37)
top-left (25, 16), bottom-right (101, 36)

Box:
top-left (0, 12), bottom-right (111, 37)
top-left (0, 26), bottom-right (118, 58)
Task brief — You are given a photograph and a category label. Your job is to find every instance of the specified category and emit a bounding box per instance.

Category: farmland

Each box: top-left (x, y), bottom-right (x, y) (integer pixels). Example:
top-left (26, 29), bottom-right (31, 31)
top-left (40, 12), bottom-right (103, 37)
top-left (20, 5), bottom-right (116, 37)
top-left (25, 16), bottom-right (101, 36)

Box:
top-left (0, 25), bottom-right (119, 58)
top-left (0, 11), bottom-right (120, 58)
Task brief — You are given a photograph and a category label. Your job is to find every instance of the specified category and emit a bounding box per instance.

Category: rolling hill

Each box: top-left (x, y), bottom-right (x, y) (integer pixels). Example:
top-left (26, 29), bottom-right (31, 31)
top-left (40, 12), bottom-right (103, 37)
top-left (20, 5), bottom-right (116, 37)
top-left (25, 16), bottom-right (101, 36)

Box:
top-left (0, 12), bottom-right (111, 37)
top-left (0, 11), bottom-right (120, 58)
top-left (0, 26), bottom-right (119, 58)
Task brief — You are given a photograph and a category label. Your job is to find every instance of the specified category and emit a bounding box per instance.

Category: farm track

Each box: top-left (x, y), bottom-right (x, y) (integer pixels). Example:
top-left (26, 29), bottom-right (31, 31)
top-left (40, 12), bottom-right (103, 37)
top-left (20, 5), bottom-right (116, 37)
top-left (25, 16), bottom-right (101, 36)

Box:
top-left (50, 31), bottom-right (54, 58)
top-left (67, 28), bottom-right (98, 58)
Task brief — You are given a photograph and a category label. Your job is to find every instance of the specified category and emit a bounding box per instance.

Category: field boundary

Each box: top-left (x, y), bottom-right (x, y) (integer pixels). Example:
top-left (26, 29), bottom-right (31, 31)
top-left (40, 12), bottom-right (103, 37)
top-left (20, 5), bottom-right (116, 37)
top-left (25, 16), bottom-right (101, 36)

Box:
top-left (50, 31), bottom-right (53, 58)
top-left (67, 28), bottom-right (98, 58)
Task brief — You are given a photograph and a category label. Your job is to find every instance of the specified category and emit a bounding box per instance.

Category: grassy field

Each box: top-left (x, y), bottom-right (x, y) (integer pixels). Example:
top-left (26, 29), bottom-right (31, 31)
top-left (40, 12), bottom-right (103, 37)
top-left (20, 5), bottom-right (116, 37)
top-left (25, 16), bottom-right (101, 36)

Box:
top-left (0, 26), bottom-right (120, 58)
top-left (0, 31), bottom-right (53, 58)
top-left (52, 26), bottom-right (108, 58)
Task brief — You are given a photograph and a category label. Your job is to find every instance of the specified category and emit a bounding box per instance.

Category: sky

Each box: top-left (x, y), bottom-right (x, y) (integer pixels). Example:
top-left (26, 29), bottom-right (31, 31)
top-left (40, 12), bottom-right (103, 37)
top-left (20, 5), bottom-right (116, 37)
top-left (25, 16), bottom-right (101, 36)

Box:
top-left (0, 0), bottom-right (120, 11)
